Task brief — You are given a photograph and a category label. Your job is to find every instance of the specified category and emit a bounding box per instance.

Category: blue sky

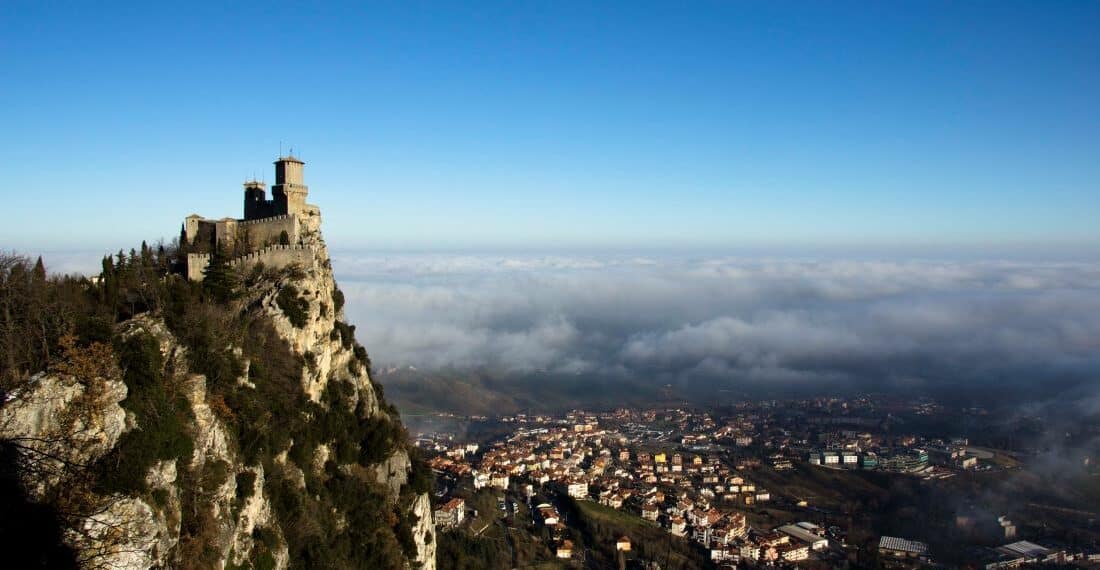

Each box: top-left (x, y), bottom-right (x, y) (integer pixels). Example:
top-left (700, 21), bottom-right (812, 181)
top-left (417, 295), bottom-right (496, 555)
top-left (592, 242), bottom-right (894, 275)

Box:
top-left (2, 1), bottom-right (1098, 254)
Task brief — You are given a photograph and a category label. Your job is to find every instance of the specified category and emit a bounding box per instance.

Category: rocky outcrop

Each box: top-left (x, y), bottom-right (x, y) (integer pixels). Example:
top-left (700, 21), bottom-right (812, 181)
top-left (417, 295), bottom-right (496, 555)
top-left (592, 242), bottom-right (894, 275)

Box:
top-left (374, 448), bottom-right (411, 497)
top-left (0, 210), bottom-right (434, 568)
top-left (251, 231), bottom-right (379, 414)
top-left (410, 492), bottom-right (437, 569)
top-left (62, 460), bottom-right (179, 569)
top-left (0, 371), bottom-right (128, 497)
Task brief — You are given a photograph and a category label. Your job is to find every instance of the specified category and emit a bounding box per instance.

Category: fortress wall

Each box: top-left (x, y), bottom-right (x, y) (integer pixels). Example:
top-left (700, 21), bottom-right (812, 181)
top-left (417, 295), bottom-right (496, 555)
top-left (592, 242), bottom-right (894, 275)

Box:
top-left (215, 219), bottom-right (239, 246)
top-left (186, 253), bottom-right (212, 281)
top-left (237, 215), bottom-right (299, 248)
top-left (186, 245), bottom-right (317, 282)
top-left (188, 220), bottom-right (219, 246)
top-left (230, 244), bottom-right (317, 275)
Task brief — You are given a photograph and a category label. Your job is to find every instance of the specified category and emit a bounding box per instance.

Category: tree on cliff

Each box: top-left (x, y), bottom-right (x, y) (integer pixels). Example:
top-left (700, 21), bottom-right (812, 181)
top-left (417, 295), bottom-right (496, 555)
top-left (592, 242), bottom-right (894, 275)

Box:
top-left (201, 244), bottom-right (237, 304)
top-left (1, 253), bottom-right (92, 391)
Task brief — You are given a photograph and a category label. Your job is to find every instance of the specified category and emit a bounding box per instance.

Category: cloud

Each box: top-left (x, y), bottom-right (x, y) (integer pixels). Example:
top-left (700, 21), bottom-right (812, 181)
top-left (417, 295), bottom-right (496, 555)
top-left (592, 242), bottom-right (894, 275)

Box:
top-left (332, 252), bottom-right (1100, 394)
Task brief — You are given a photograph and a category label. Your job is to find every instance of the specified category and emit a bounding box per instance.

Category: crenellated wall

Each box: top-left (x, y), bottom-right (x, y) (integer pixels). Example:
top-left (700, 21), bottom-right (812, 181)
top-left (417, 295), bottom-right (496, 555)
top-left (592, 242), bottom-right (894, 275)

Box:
top-left (236, 215), bottom-right (300, 249)
top-left (182, 157), bottom-right (316, 281)
top-left (187, 244), bottom-right (318, 282)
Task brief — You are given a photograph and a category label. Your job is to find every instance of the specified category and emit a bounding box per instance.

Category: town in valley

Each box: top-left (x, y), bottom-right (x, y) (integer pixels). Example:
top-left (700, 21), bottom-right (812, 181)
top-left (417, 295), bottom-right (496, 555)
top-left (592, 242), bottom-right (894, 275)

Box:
top-left (411, 395), bottom-right (1100, 569)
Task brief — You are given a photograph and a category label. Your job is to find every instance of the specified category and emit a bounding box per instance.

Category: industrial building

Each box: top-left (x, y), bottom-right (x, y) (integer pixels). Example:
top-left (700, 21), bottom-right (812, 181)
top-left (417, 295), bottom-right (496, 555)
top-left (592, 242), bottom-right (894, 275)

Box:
top-left (777, 523), bottom-right (828, 551)
top-left (878, 536), bottom-right (930, 559)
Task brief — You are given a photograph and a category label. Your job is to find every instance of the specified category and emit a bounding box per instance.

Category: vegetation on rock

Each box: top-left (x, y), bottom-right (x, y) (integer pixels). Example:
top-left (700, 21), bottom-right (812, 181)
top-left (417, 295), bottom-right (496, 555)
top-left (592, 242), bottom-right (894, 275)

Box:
top-left (275, 284), bottom-right (309, 329)
top-left (0, 243), bottom-right (430, 568)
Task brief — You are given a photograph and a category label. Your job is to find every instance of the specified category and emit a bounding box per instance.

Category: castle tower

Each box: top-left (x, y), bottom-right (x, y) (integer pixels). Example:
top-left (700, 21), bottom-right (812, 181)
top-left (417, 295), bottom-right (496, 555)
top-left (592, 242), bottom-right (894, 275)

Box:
top-left (243, 179), bottom-right (269, 220)
top-left (272, 155), bottom-right (308, 217)
top-left (183, 214), bottom-right (204, 244)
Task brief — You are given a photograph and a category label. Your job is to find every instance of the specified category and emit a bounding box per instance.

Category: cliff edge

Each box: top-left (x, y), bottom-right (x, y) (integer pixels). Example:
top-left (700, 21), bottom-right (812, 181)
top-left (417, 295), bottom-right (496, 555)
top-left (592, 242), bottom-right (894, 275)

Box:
top-left (0, 208), bottom-right (435, 568)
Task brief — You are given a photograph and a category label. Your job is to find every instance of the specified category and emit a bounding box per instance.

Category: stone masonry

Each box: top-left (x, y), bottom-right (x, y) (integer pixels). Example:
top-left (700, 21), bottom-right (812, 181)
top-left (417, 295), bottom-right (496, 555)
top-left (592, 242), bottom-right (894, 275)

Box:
top-left (185, 156), bottom-right (318, 281)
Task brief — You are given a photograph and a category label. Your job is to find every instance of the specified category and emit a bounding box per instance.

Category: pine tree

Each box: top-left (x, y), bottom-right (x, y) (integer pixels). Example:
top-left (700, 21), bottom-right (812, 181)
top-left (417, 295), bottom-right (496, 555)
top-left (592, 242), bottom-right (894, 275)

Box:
top-left (32, 256), bottom-right (46, 282)
top-left (140, 241), bottom-right (153, 265)
top-left (179, 224), bottom-right (189, 254)
top-left (99, 255), bottom-right (115, 306)
top-left (202, 243), bottom-right (237, 304)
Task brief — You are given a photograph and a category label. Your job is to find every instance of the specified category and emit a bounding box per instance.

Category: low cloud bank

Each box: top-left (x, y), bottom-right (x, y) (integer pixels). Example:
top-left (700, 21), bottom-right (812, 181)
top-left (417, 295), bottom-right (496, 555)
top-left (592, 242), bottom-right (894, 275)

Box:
top-left (333, 252), bottom-right (1100, 394)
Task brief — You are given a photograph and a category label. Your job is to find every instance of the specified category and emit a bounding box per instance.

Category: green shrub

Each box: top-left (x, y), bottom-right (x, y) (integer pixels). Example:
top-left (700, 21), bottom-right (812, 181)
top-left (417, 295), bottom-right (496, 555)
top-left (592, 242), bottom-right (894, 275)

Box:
top-left (303, 351), bottom-right (317, 374)
top-left (284, 264), bottom-right (307, 280)
top-left (175, 304), bottom-right (245, 390)
top-left (222, 320), bottom-right (307, 465)
top-left (242, 527), bottom-right (279, 570)
top-left (275, 285), bottom-right (309, 328)
top-left (76, 314), bottom-right (115, 345)
top-left (353, 345), bottom-right (372, 378)
top-left (331, 321), bottom-right (355, 349)
top-left (407, 450), bottom-right (434, 495)
top-left (202, 460), bottom-right (230, 492)
top-left (253, 550), bottom-right (276, 570)
top-left (96, 333), bottom-right (193, 494)
top-left (332, 288), bottom-right (345, 313)
top-left (202, 245), bottom-right (238, 304)
top-left (151, 488), bottom-right (170, 508)
top-left (395, 509), bottom-right (418, 560)
top-left (358, 415), bottom-right (401, 465)
top-left (246, 263), bottom-right (266, 285)
top-left (235, 471), bottom-right (257, 504)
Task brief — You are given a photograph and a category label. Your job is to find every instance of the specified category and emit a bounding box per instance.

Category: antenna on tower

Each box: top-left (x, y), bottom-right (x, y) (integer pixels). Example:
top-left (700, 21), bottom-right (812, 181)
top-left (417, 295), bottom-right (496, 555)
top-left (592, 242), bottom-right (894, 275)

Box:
top-left (279, 141), bottom-right (283, 158)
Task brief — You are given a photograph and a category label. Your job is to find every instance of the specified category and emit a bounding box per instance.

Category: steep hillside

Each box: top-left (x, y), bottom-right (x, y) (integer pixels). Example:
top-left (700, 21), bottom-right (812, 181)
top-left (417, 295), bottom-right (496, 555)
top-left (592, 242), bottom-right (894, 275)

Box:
top-left (0, 228), bottom-right (435, 568)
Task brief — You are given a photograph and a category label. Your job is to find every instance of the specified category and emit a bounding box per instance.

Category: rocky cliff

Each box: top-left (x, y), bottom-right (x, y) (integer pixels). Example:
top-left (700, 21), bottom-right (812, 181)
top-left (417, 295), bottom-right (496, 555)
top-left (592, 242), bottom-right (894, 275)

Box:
top-left (0, 217), bottom-right (435, 568)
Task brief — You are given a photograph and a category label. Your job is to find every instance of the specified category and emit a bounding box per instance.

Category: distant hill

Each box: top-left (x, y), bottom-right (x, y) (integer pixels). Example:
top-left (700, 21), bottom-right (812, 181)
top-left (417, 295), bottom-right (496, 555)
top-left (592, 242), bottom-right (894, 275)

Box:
top-left (378, 367), bottom-right (695, 415)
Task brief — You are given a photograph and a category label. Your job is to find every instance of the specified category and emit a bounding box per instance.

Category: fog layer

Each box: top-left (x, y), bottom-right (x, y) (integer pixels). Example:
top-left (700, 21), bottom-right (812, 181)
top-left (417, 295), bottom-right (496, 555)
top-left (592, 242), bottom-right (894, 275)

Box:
top-left (334, 253), bottom-right (1100, 394)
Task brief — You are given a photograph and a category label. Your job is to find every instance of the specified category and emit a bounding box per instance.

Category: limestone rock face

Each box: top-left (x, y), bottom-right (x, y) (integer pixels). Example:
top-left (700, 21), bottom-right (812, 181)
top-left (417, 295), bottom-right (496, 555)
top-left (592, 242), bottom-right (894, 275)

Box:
top-left (251, 229), bottom-right (379, 415)
top-left (0, 226), bottom-right (434, 569)
top-left (181, 364), bottom-right (289, 569)
top-left (374, 448), bottom-right (412, 498)
top-left (61, 460), bottom-right (180, 569)
top-left (68, 494), bottom-right (163, 569)
top-left (410, 492), bottom-right (438, 570)
top-left (0, 371), bottom-right (128, 497)
top-left (238, 228), bottom-right (435, 568)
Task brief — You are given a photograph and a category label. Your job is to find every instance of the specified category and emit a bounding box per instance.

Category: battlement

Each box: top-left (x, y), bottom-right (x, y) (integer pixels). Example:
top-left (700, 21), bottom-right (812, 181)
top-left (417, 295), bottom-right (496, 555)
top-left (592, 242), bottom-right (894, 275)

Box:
top-left (182, 156), bottom-right (321, 281)
top-left (186, 244), bottom-right (319, 282)
top-left (239, 214), bottom-right (293, 227)
top-left (229, 243), bottom-right (315, 265)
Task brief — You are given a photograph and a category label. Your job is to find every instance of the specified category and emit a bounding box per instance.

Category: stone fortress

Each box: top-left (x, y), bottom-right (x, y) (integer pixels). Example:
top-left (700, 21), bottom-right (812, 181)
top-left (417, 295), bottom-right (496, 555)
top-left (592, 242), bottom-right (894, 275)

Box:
top-left (184, 155), bottom-right (324, 281)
